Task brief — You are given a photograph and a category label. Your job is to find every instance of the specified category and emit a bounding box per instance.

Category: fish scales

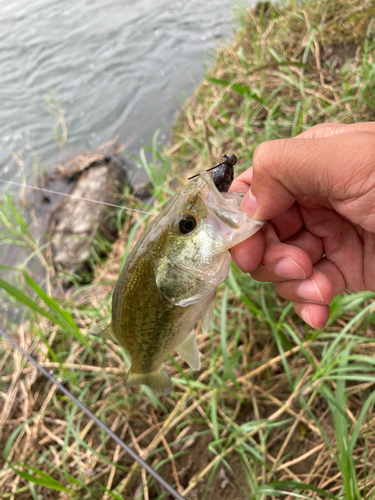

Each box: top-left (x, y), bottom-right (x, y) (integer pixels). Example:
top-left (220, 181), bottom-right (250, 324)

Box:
top-left (113, 258), bottom-right (204, 373)
top-left (90, 169), bottom-right (263, 394)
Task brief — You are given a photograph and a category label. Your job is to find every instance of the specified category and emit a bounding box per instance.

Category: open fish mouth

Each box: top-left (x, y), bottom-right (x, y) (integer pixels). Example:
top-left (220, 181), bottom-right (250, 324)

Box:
top-left (198, 170), bottom-right (263, 248)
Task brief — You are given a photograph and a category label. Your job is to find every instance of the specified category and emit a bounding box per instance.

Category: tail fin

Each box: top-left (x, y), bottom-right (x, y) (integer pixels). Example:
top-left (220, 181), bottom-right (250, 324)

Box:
top-left (125, 366), bottom-right (172, 395)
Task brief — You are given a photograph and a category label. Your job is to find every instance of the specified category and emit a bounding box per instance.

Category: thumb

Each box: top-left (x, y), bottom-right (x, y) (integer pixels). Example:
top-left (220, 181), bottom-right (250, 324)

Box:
top-left (241, 132), bottom-right (375, 221)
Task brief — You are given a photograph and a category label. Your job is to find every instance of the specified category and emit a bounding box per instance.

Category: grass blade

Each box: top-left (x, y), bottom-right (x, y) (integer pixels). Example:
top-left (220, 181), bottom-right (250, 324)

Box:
top-left (207, 76), bottom-right (264, 103)
top-left (11, 466), bottom-right (70, 492)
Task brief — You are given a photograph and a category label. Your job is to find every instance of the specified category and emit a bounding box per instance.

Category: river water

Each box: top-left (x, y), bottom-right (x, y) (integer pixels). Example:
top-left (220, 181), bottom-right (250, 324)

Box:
top-left (0, 0), bottom-right (254, 189)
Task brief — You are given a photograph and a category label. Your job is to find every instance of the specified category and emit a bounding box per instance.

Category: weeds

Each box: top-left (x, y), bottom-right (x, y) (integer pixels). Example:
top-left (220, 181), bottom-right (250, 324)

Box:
top-left (2, 0), bottom-right (375, 499)
top-left (45, 93), bottom-right (68, 149)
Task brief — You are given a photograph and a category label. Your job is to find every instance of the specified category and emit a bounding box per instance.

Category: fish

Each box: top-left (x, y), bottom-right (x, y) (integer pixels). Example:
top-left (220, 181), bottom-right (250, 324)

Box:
top-left (89, 169), bottom-right (263, 395)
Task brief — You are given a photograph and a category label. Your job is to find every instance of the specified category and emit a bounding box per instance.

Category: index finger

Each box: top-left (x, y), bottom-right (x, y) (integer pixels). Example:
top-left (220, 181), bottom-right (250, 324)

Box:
top-left (296, 121), bottom-right (375, 139)
top-left (230, 167), bottom-right (253, 193)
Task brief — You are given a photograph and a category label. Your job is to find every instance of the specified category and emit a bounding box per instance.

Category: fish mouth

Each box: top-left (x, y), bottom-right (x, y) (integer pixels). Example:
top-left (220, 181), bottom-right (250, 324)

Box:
top-left (197, 170), bottom-right (263, 248)
top-left (199, 170), bottom-right (246, 213)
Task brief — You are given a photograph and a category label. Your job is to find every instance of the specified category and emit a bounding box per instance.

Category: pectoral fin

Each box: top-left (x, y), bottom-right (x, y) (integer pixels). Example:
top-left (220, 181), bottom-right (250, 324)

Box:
top-left (201, 292), bottom-right (216, 334)
top-left (154, 259), bottom-right (216, 307)
top-left (125, 366), bottom-right (172, 395)
top-left (175, 330), bottom-right (201, 370)
top-left (89, 324), bottom-right (114, 340)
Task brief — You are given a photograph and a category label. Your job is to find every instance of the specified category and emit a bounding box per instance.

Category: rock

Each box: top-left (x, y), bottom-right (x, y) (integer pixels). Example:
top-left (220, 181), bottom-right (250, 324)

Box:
top-left (47, 154), bottom-right (128, 280)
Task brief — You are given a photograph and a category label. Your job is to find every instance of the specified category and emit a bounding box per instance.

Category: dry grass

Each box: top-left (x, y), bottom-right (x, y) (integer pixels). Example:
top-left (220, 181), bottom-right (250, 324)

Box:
top-left (2, 280), bottom-right (375, 499)
top-left (168, 0), bottom-right (375, 177)
top-left (2, 0), bottom-right (375, 499)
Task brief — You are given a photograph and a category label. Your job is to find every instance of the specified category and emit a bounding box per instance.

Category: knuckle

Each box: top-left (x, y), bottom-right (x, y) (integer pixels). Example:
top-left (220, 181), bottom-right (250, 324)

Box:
top-left (253, 139), bottom-right (289, 178)
top-left (273, 282), bottom-right (290, 300)
top-left (250, 266), bottom-right (269, 282)
top-left (252, 142), bottom-right (272, 175)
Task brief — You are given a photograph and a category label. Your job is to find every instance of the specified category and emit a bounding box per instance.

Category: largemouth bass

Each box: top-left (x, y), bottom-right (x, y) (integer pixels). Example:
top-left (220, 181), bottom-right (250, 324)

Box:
top-left (90, 170), bottom-right (263, 394)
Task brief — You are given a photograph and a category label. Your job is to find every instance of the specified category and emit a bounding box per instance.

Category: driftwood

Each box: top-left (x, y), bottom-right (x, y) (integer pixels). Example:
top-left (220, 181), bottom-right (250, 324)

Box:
top-left (47, 154), bottom-right (128, 279)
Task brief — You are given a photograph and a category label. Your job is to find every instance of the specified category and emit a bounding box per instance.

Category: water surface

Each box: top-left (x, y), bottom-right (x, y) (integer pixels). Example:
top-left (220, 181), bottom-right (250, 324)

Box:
top-left (0, 0), bottom-right (253, 186)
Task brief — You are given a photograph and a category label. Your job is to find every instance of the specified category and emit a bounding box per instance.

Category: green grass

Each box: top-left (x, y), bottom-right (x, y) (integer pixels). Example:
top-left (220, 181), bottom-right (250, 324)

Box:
top-left (2, 0), bottom-right (375, 498)
top-left (169, 0), bottom-right (375, 176)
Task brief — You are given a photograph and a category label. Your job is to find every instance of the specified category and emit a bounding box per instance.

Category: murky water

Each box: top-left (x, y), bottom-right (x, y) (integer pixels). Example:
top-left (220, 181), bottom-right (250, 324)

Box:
top-left (0, 0), bottom-right (253, 188)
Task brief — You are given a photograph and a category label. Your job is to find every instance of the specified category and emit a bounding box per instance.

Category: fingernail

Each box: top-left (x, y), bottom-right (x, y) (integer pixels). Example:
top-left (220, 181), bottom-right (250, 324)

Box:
top-left (240, 188), bottom-right (258, 217)
top-left (275, 257), bottom-right (306, 280)
top-left (297, 279), bottom-right (324, 303)
top-left (300, 307), bottom-right (312, 327)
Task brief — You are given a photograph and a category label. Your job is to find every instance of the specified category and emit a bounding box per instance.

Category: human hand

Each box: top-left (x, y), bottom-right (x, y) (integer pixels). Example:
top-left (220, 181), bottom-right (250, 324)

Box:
top-left (230, 122), bottom-right (375, 329)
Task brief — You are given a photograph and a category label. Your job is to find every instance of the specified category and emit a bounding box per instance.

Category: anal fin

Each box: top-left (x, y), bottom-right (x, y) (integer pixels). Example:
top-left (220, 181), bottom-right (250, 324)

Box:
top-left (175, 330), bottom-right (201, 370)
top-left (125, 366), bottom-right (172, 395)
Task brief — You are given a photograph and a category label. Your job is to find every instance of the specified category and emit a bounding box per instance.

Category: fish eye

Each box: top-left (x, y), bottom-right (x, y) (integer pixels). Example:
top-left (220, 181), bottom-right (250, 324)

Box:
top-left (178, 215), bottom-right (197, 234)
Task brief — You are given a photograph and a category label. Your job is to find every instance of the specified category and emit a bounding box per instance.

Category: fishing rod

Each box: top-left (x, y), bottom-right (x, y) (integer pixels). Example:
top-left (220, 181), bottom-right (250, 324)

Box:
top-left (0, 328), bottom-right (186, 500)
top-left (0, 154), bottom-right (237, 496)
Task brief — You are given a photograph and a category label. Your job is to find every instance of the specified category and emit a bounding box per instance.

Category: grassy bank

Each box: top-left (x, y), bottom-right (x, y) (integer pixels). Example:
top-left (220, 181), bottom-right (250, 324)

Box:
top-left (2, 0), bottom-right (375, 499)
top-left (169, 0), bottom-right (375, 176)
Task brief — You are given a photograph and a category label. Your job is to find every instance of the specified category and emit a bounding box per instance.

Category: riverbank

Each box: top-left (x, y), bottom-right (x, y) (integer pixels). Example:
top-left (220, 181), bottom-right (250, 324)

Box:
top-left (168, 0), bottom-right (375, 176)
top-left (2, 1), bottom-right (375, 499)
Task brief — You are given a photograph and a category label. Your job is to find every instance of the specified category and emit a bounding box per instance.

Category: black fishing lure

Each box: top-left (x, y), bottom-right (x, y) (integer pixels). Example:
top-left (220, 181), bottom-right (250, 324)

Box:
top-left (188, 153), bottom-right (237, 192)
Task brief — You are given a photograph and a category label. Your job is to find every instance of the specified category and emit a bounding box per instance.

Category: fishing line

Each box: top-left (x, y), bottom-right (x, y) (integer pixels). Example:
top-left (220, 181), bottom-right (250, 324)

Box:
top-left (0, 329), bottom-right (186, 500)
top-left (187, 153), bottom-right (237, 180)
top-left (0, 178), bottom-right (157, 216)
